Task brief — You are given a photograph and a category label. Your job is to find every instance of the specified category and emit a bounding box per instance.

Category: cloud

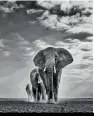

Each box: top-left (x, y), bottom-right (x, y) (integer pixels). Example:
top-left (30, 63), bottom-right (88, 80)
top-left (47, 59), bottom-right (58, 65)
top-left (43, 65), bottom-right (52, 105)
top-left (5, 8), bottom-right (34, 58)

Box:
top-left (0, 6), bottom-right (11, 13)
top-left (66, 23), bottom-right (93, 34)
top-left (0, 33), bottom-right (36, 77)
top-left (29, 21), bottom-right (36, 24)
top-left (37, 1), bottom-right (61, 10)
top-left (60, 2), bottom-right (73, 12)
top-left (37, 1), bottom-right (93, 36)
top-left (0, 2), bottom-right (19, 13)
top-left (78, 42), bottom-right (92, 51)
top-left (3, 51), bottom-right (10, 56)
top-left (0, 39), bottom-right (5, 48)
top-left (32, 39), bottom-right (54, 49)
top-left (38, 11), bottom-right (93, 33)
top-left (26, 9), bottom-right (44, 14)
top-left (86, 36), bottom-right (93, 42)
top-left (38, 12), bottom-right (70, 30)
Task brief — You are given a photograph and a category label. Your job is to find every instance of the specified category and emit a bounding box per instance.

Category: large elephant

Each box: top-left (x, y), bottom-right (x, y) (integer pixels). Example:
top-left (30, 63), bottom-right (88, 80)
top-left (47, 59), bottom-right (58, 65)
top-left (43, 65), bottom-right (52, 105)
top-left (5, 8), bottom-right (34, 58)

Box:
top-left (30, 68), bottom-right (46, 102)
top-left (33, 47), bottom-right (73, 104)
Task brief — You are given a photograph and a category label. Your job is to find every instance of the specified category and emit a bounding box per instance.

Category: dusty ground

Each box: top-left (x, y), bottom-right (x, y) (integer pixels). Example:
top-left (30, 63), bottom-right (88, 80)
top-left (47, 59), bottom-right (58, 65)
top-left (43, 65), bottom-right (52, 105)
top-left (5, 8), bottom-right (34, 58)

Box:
top-left (0, 100), bottom-right (93, 113)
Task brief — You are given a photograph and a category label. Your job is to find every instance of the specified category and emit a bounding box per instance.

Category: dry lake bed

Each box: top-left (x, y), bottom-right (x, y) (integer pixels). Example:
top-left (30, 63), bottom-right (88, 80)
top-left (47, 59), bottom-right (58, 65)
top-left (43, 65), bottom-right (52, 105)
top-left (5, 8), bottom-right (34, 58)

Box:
top-left (0, 98), bottom-right (93, 113)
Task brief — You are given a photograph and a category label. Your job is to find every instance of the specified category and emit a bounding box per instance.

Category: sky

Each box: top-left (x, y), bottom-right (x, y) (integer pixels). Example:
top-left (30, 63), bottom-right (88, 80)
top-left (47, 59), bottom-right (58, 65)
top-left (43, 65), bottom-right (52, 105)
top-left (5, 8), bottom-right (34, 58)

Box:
top-left (0, 1), bottom-right (93, 98)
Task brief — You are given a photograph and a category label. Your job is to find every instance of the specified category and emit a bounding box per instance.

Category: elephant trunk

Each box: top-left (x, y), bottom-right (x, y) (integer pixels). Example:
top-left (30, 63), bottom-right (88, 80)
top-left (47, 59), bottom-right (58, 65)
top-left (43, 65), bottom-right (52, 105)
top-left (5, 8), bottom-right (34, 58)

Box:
top-left (45, 59), bottom-right (55, 100)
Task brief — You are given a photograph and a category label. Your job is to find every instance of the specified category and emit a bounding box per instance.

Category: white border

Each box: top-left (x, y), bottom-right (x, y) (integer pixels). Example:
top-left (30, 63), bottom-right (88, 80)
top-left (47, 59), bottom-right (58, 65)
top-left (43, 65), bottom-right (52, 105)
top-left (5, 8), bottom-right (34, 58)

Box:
top-left (1, 0), bottom-right (93, 1)
top-left (93, 1), bottom-right (94, 113)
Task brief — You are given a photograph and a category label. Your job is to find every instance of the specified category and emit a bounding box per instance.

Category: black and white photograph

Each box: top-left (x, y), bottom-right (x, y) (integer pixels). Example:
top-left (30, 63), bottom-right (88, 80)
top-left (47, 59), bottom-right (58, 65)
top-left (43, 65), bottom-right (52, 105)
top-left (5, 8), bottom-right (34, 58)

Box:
top-left (0, 0), bottom-right (93, 113)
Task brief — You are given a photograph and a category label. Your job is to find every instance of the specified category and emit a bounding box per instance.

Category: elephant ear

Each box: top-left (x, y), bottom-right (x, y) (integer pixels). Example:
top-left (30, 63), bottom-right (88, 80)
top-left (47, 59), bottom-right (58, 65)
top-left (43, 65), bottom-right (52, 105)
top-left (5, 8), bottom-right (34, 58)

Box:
top-left (56, 48), bottom-right (73, 69)
top-left (33, 50), bottom-right (45, 70)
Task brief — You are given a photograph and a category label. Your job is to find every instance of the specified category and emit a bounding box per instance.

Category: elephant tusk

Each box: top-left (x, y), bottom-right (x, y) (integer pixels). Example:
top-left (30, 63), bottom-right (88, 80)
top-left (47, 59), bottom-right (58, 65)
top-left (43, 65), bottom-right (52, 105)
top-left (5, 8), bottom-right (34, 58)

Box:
top-left (38, 76), bottom-right (43, 84)
top-left (38, 80), bottom-right (40, 84)
top-left (44, 66), bottom-right (56, 73)
top-left (54, 66), bottom-right (56, 73)
top-left (43, 67), bottom-right (46, 72)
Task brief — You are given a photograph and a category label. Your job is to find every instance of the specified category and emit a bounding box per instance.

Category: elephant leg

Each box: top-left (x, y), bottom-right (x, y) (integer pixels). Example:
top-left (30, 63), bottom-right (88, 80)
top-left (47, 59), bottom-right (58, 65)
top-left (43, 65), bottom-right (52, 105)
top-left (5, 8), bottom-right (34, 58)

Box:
top-left (37, 92), bottom-right (40, 101)
top-left (32, 87), bottom-right (36, 102)
top-left (28, 95), bottom-right (29, 102)
top-left (41, 84), bottom-right (46, 101)
top-left (37, 83), bottom-right (41, 102)
top-left (46, 69), bottom-right (54, 103)
top-left (28, 94), bottom-right (31, 102)
top-left (30, 95), bottom-right (32, 102)
top-left (28, 95), bottom-right (32, 102)
top-left (53, 73), bottom-right (58, 103)
top-left (39, 69), bottom-right (48, 94)
top-left (36, 89), bottom-right (38, 102)
top-left (53, 69), bottom-right (62, 103)
top-left (42, 90), bottom-right (46, 101)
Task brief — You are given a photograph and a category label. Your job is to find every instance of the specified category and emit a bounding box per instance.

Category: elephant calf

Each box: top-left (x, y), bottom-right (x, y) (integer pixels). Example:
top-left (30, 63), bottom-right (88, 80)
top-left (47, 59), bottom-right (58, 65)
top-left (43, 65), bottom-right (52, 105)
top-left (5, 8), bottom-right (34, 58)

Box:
top-left (30, 68), bottom-right (46, 102)
top-left (26, 84), bottom-right (32, 102)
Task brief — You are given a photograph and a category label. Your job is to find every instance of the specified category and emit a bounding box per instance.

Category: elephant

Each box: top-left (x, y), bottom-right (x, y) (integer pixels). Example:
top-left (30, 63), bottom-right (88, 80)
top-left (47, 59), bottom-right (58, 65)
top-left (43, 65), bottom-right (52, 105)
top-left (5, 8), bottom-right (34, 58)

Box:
top-left (33, 47), bottom-right (73, 104)
top-left (30, 68), bottom-right (46, 102)
top-left (26, 84), bottom-right (32, 102)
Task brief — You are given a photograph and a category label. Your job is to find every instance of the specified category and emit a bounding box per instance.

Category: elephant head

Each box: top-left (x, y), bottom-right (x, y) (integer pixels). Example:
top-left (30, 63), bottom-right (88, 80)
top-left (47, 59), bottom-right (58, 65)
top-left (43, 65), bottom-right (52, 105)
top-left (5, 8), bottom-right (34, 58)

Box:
top-left (33, 47), bottom-right (73, 103)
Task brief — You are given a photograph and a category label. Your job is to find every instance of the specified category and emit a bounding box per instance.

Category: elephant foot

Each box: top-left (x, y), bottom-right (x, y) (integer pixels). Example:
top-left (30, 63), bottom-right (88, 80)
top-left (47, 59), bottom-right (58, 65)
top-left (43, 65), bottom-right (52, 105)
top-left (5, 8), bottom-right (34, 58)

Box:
top-left (54, 100), bottom-right (59, 104)
top-left (47, 99), bottom-right (55, 104)
top-left (34, 99), bottom-right (38, 103)
top-left (41, 99), bottom-right (47, 103)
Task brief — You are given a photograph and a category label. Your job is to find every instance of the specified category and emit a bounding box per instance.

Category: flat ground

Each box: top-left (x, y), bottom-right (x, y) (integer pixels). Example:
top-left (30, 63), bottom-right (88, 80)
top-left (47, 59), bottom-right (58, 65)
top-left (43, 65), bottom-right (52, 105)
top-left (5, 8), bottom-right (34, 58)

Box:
top-left (0, 99), bottom-right (93, 113)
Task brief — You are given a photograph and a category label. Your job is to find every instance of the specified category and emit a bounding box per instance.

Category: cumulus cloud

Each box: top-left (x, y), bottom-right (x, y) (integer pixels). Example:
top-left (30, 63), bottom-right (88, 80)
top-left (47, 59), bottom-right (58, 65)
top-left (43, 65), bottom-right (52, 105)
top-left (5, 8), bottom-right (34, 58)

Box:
top-left (0, 6), bottom-right (12, 13)
top-left (78, 42), bottom-right (92, 51)
top-left (37, 1), bottom-right (93, 36)
top-left (60, 2), bottom-right (73, 12)
top-left (66, 25), bottom-right (93, 34)
top-left (26, 9), bottom-right (44, 14)
top-left (3, 51), bottom-right (10, 56)
top-left (38, 11), bottom-right (70, 30)
top-left (38, 11), bottom-right (93, 34)
top-left (86, 36), bottom-right (93, 42)
top-left (0, 1), bottom-right (19, 13)
top-left (37, 1), bottom-right (61, 10)
top-left (32, 39), bottom-right (54, 49)
top-left (0, 39), bottom-right (5, 48)
top-left (29, 21), bottom-right (36, 24)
